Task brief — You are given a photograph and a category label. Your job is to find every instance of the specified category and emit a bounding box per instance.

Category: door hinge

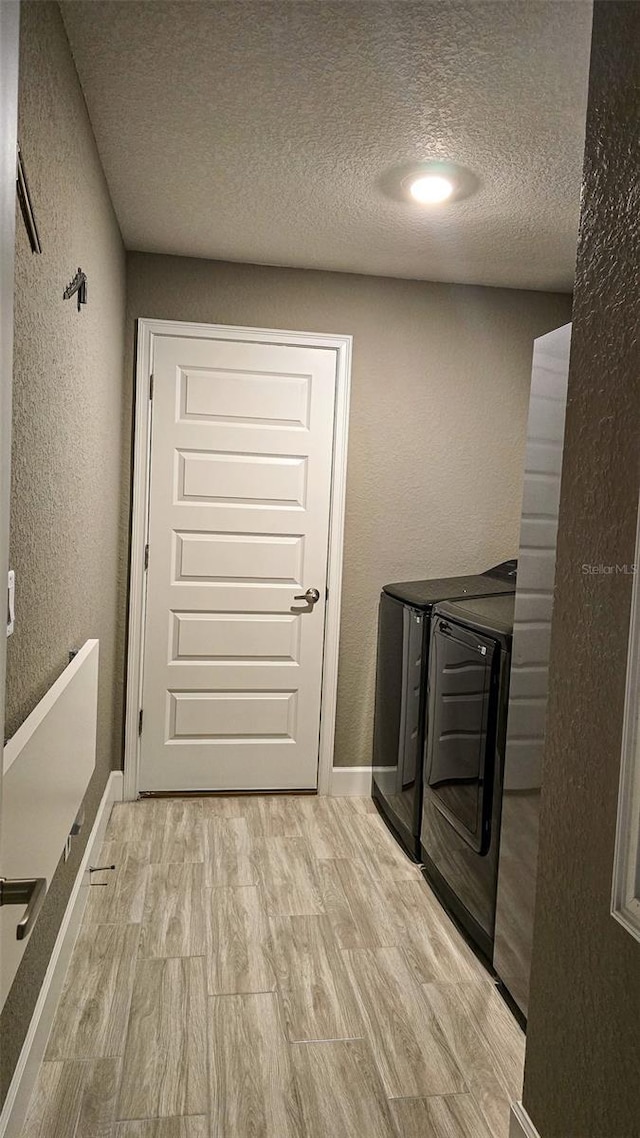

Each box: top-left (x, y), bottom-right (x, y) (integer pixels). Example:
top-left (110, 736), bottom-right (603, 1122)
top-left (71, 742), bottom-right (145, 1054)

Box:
top-left (326, 586), bottom-right (329, 601)
top-left (138, 709), bottom-right (144, 736)
top-left (144, 543), bottom-right (149, 571)
top-left (149, 373), bottom-right (154, 400)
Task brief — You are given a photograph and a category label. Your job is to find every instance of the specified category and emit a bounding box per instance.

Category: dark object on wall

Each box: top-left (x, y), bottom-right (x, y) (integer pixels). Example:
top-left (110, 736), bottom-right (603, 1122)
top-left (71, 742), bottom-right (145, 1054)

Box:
top-left (63, 268), bottom-right (87, 312)
top-left (16, 143), bottom-right (42, 254)
top-left (70, 805), bottom-right (84, 836)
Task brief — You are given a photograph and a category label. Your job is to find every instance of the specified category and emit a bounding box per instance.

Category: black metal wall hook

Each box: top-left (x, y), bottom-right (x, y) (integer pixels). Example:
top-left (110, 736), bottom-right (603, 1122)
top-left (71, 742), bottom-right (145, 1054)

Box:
top-left (63, 268), bottom-right (88, 312)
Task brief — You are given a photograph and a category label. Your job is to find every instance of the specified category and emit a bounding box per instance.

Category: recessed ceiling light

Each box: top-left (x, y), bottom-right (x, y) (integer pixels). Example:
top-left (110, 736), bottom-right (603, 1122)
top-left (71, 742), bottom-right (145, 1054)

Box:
top-left (408, 174), bottom-right (454, 204)
top-left (379, 161), bottom-right (480, 207)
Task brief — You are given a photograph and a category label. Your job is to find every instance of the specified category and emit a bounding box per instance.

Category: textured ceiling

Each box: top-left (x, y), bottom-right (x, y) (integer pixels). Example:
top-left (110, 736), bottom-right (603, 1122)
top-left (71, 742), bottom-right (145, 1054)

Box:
top-left (60, 0), bottom-right (593, 291)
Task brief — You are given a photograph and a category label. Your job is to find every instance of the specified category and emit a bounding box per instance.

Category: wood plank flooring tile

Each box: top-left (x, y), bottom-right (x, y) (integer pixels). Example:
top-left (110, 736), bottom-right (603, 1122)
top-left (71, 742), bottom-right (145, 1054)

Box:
top-left (106, 801), bottom-right (164, 860)
top-left (452, 982), bottom-right (525, 1098)
top-left (204, 816), bottom-right (256, 887)
top-left (21, 1063), bottom-right (83, 1138)
top-left (267, 913), bottom-right (342, 989)
top-left (268, 915), bottom-right (362, 1041)
top-left (243, 794), bottom-right (304, 837)
top-left (348, 813), bottom-right (421, 881)
top-left (21, 1059), bottom-right (119, 1138)
top-left (105, 801), bottom-right (151, 842)
top-left (205, 885), bottom-right (276, 995)
top-left (118, 956), bottom-right (207, 1119)
top-left (291, 1038), bottom-right (398, 1138)
top-left (298, 797), bottom-right (362, 860)
top-left (421, 983), bottom-right (515, 1138)
top-left (115, 1119), bottom-right (208, 1138)
top-left (74, 1057), bottom-right (121, 1138)
top-left (45, 924), bottom-right (140, 1060)
top-left (335, 795), bottom-right (378, 815)
top-left (157, 799), bottom-right (204, 864)
top-left (84, 840), bottom-right (150, 925)
top-left (343, 948), bottom-right (467, 1099)
top-left (254, 837), bottom-right (324, 916)
top-left (390, 1092), bottom-right (495, 1138)
top-left (209, 992), bottom-right (302, 1138)
top-left (200, 794), bottom-right (247, 818)
top-left (388, 879), bottom-right (488, 985)
top-left (317, 859), bottom-right (397, 948)
top-left (140, 862), bottom-right (206, 958)
top-left (280, 985), bottom-right (361, 1045)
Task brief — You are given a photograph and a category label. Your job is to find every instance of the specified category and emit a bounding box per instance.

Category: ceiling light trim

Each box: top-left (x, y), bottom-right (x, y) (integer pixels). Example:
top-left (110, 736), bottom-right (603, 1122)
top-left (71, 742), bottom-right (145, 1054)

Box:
top-left (380, 160), bottom-right (481, 206)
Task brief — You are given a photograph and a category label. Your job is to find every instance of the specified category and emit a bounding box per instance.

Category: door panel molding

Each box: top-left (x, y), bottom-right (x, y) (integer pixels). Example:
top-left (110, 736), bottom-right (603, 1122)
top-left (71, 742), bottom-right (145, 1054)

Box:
top-left (124, 319), bottom-right (352, 799)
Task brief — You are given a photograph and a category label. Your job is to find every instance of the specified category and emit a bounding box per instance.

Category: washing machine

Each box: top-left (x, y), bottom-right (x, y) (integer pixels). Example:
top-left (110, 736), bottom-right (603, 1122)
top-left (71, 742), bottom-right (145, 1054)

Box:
top-left (420, 592), bottom-right (514, 960)
top-left (371, 561), bottom-right (516, 859)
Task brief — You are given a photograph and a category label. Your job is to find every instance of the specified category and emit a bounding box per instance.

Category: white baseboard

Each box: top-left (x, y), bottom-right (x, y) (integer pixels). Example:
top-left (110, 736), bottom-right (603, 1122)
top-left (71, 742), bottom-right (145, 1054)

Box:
top-left (510, 1101), bottom-right (542, 1138)
top-left (0, 770), bottom-right (123, 1138)
top-left (330, 765), bottom-right (374, 796)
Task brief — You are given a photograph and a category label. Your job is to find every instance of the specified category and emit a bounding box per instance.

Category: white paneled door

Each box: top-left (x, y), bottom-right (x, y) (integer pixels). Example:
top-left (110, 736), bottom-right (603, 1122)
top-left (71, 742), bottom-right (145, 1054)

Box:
top-left (138, 334), bottom-right (339, 792)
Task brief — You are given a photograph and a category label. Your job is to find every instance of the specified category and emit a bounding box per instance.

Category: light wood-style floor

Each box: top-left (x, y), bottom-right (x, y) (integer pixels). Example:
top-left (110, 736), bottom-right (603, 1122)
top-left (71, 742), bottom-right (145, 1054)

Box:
top-left (21, 795), bottom-right (524, 1138)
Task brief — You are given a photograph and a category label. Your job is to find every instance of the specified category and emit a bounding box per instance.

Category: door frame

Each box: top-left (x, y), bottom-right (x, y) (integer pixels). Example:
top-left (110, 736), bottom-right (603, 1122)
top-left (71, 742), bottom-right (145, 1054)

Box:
top-left (0, 0), bottom-right (20, 881)
top-left (123, 318), bottom-right (352, 800)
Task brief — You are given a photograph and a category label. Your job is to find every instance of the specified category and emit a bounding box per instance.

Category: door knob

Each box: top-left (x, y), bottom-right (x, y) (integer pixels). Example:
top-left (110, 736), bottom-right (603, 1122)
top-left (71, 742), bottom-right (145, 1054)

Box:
top-left (294, 587), bottom-right (321, 606)
top-left (0, 876), bottom-right (47, 940)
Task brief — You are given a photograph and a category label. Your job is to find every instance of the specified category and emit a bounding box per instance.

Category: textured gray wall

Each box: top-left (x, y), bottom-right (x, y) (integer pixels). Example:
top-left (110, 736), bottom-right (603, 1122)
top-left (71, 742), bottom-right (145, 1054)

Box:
top-left (126, 254), bottom-right (571, 769)
top-left (0, 2), bottom-right (126, 1102)
top-left (523, 3), bottom-right (640, 1134)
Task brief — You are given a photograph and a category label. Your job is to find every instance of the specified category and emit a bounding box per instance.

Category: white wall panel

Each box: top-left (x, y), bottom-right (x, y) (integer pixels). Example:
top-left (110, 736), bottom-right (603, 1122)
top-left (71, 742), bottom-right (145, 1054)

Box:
top-left (494, 322), bottom-right (572, 1018)
top-left (1, 641), bottom-right (99, 1007)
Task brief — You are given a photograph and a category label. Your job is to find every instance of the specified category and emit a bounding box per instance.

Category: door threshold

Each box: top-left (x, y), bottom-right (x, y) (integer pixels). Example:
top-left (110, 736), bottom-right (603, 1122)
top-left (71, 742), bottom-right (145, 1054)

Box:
top-left (137, 788), bottom-right (318, 798)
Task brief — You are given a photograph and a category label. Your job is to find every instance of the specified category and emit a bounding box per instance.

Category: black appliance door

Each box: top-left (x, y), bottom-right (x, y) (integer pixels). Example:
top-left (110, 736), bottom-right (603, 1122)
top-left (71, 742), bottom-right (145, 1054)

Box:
top-left (399, 606), bottom-right (424, 790)
top-left (372, 595), bottom-right (425, 843)
top-left (426, 618), bottom-right (497, 853)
